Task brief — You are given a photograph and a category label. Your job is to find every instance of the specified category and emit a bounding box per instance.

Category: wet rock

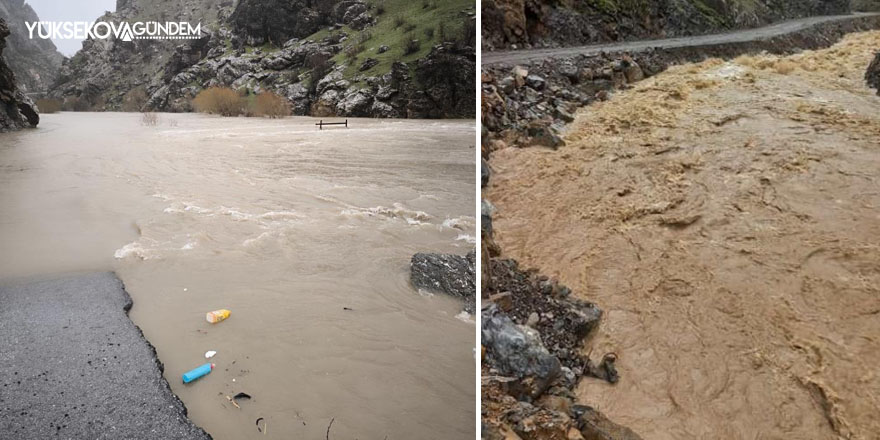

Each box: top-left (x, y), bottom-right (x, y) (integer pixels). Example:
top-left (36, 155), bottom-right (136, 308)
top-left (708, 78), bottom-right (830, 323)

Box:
top-left (487, 259), bottom-right (603, 373)
top-left (482, 305), bottom-right (562, 399)
top-left (411, 250), bottom-right (476, 313)
top-left (482, 158), bottom-right (491, 187)
top-left (511, 402), bottom-right (572, 440)
top-left (622, 59), bottom-right (644, 83)
top-left (525, 74), bottom-right (546, 90)
top-left (527, 121), bottom-right (564, 149)
top-left (481, 199), bottom-right (495, 237)
top-left (556, 105), bottom-right (575, 123)
top-left (575, 406), bottom-right (644, 440)
top-left (867, 52), bottom-right (880, 95)
top-left (0, 17), bottom-right (39, 132)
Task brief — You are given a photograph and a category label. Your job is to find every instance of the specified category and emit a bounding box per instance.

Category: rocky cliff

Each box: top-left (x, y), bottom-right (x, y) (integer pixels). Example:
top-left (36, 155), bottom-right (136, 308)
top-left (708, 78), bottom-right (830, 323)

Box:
top-left (0, 0), bottom-right (64, 94)
top-left (49, 0), bottom-right (476, 118)
top-left (0, 17), bottom-right (38, 132)
top-left (482, 0), bottom-right (851, 50)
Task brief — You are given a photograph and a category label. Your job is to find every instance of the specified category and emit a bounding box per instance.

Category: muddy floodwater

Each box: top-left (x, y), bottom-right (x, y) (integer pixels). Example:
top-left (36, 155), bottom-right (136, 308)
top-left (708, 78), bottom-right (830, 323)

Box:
top-left (488, 32), bottom-right (880, 438)
top-left (0, 113), bottom-right (476, 439)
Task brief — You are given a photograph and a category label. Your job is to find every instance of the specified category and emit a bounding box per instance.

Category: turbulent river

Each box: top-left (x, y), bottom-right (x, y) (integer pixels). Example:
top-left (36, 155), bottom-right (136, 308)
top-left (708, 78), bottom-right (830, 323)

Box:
top-left (488, 32), bottom-right (880, 439)
top-left (0, 113), bottom-right (476, 439)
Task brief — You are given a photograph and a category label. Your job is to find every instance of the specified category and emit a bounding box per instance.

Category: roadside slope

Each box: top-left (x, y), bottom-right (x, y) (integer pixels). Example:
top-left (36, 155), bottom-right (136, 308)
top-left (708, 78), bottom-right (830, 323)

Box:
top-left (481, 0), bottom-right (850, 50)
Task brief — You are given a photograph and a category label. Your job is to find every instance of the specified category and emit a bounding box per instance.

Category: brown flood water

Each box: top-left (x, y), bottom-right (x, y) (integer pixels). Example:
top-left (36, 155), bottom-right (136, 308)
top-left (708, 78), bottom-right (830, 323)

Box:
top-left (0, 113), bottom-right (476, 439)
top-left (488, 32), bottom-right (880, 439)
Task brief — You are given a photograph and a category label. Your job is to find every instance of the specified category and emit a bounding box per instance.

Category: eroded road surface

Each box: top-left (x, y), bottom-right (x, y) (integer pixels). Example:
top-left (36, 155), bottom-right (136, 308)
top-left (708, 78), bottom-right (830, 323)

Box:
top-left (488, 31), bottom-right (880, 439)
top-left (483, 13), bottom-right (880, 65)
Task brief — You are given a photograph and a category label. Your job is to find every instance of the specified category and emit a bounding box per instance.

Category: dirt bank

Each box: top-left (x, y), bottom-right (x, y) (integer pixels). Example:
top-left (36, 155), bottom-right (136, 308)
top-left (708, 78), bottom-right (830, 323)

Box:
top-left (488, 31), bottom-right (880, 439)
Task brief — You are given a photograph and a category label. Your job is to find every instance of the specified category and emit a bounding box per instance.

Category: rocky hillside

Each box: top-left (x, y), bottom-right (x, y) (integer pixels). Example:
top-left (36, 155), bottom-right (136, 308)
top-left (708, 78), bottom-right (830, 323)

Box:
top-left (49, 0), bottom-right (476, 118)
top-left (0, 17), bottom-right (38, 131)
top-left (0, 0), bottom-right (64, 94)
top-left (482, 0), bottom-right (851, 50)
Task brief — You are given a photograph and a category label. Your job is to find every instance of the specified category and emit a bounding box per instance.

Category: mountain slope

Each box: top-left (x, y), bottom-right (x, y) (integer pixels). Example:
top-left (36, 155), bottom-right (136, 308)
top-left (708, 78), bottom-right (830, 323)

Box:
top-left (482, 0), bottom-right (851, 50)
top-left (49, 0), bottom-right (476, 118)
top-left (0, 0), bottom-right (64, 93)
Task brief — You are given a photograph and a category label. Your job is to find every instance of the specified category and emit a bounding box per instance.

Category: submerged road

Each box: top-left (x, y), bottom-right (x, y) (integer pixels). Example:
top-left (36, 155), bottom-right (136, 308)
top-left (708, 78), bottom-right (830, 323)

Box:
top-left (483, 12), bottom-right (880, 65)
top-left (0, 273), bottom-right (211, 439)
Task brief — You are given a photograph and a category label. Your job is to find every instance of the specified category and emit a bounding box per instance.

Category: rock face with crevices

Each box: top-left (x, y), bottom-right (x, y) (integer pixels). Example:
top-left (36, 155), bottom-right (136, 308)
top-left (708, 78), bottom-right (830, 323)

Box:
top-left (0, 0), bottom-right (64, 93)
top-left (48, 0), bottom-right (476, 118)
top-left (0, 17), bottom-right (38, 132)
top-left (410, 250), bottom-right (475, 313)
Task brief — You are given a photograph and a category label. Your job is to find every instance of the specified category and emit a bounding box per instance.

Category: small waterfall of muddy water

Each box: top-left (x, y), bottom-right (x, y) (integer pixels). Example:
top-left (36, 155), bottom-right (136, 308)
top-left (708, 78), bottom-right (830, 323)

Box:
top-left (0, 112), bottom-right (475, 439)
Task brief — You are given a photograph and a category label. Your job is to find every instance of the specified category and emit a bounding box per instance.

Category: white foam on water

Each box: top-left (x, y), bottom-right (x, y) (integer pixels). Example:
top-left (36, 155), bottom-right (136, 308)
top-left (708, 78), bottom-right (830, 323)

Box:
top-left (455, 311), bottom-right (473, 323)
top-left (455, 233), bottom-right (476, 244)
top-left (114, 241), bottom-right (160, 260)
top-left (341, 203), bottom-right (432, 226)
top-left (442, 216), bottom-right (475, 231)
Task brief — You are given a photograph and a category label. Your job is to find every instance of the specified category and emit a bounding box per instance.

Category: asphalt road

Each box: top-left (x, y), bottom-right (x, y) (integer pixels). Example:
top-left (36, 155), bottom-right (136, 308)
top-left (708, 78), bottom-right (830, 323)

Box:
top-left (0, 272), bottom-right (212, 440)
top-left (483, 12), bottom-right (880, 65)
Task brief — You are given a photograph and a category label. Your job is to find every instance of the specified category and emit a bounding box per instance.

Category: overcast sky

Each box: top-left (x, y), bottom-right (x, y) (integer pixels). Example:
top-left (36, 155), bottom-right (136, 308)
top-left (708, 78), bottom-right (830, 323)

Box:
top-left (25, 0), bottom-right (117, 56)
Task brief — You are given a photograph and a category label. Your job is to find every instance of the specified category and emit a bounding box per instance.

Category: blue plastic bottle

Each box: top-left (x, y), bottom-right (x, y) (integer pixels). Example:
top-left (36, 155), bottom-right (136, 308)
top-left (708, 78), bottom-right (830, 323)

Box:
top-left (183, 363), bottom-right (214, 383)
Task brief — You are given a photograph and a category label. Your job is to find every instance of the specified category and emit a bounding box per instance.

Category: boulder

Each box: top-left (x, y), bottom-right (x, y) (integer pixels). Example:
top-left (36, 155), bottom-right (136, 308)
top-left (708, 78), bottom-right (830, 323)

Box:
top-left (525, 74), bottom-right (546, 90)
top-left (411, 250), bottom-right (476, 313)
top-left (285, 83), bottom-right (310, 115)
top-left (335, 89), bottom-right (373, 116)
top-left (481, 305), bottom-right (562, 399)
top-left (370, 100), bottom-right (399, 118)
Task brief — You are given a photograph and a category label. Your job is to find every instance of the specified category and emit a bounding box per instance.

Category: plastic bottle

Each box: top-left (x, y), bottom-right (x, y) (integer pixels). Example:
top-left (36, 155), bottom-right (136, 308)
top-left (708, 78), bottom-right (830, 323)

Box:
top-left (183, 363), bottom-right (214, 383)
top-left (206, 309), bottom-right (231, 323)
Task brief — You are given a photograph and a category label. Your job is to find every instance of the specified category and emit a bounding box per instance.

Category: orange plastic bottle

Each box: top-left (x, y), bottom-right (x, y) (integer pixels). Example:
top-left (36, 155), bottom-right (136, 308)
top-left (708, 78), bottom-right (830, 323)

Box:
top-left (206, 309), bottom-right (231, 323)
